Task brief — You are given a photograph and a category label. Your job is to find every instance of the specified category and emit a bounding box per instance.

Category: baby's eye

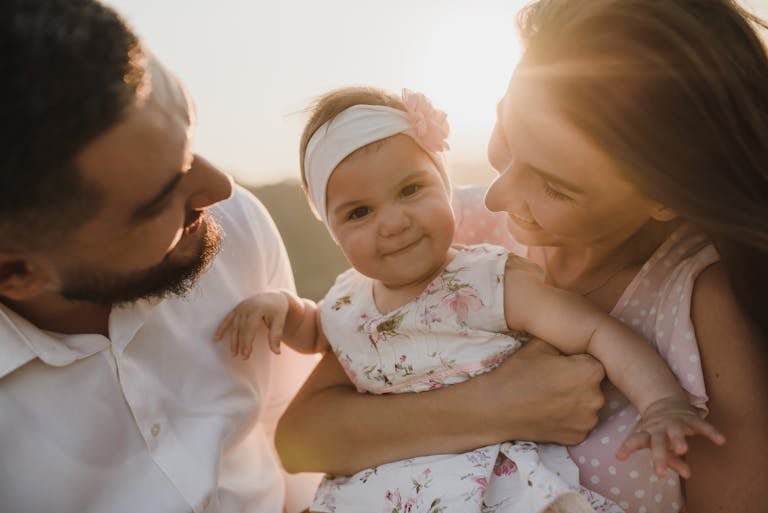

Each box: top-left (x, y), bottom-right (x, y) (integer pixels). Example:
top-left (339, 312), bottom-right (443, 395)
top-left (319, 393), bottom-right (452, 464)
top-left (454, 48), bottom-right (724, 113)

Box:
top-left (348, 206), bottom-right (371, 220)
top-left (401, 184), bottom-right (421, 197)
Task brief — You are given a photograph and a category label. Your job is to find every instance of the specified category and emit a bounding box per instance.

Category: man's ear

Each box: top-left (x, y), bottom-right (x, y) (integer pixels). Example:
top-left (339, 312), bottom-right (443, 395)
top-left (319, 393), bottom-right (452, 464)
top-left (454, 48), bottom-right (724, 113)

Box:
top-left (0, 254), bottom-right (55, 301)
top-left (649, 203), bottom-right (678, 222)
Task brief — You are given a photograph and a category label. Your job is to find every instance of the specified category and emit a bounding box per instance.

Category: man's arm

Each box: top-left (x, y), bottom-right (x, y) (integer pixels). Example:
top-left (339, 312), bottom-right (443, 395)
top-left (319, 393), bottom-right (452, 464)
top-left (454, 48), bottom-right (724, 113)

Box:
top-left (275, 339), bottom-right (605, 475)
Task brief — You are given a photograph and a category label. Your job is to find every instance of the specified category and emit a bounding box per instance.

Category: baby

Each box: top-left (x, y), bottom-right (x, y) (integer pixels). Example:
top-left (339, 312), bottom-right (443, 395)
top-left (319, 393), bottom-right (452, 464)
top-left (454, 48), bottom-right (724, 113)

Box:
top-left (215, 87), bottom-right (724, 513)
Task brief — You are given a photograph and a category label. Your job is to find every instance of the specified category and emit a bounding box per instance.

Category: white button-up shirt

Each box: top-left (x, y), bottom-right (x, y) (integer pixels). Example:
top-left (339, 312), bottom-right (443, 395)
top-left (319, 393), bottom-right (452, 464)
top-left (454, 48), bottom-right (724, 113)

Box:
top-left (0, 187), bottom-right (320, 513)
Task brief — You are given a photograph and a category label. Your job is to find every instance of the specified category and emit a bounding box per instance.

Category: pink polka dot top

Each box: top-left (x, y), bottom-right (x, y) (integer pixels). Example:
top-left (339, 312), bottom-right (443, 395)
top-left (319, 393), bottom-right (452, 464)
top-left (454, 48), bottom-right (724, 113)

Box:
top-left (452, 185), bottom-right (718, 513)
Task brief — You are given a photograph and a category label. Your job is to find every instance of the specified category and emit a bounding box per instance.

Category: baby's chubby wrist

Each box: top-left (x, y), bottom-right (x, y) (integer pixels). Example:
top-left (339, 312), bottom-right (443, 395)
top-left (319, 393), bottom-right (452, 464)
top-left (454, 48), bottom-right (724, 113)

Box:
top-left (640, 395), bottom-right (702, 420)
top-left (277, 290), bottom-right (317, 332)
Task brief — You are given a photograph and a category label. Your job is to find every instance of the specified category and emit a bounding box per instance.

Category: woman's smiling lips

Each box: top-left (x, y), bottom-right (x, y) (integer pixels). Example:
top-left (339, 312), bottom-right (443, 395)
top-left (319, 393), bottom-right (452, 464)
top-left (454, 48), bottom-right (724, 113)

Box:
top-left (508, 212), bottom-right (540, 229)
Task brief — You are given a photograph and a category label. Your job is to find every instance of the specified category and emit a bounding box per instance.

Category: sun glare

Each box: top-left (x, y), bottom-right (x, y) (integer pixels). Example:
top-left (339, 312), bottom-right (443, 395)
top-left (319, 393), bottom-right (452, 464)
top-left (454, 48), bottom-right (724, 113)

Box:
top-left (107, 0), bottom-right (527, 186)
top-left (415, 5), bottom-right (524, 171)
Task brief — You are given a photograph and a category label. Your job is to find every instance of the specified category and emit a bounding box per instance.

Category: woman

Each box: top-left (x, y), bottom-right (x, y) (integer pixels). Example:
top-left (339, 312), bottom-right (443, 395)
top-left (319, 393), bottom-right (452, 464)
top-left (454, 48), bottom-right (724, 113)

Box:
top-left (276, 1), bottom-right (768, 512)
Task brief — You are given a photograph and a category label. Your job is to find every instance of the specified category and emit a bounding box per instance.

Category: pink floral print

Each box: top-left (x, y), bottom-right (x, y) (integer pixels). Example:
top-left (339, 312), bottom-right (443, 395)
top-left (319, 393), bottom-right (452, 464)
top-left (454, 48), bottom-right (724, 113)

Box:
top-left (313, 245), bottom-right (619, 513)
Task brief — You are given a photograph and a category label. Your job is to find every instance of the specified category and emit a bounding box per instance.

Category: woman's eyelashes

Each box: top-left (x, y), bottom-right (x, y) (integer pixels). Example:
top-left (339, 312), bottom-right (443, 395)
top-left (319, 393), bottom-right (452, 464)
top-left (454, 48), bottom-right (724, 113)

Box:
top-left (541, 180), bottom-right (572, 201)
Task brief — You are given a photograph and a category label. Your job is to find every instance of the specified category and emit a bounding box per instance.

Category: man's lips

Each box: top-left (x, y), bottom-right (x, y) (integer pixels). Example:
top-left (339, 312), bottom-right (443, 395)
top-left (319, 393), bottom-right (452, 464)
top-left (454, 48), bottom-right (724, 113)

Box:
top-left (184, 211), bottom-right (204, 235)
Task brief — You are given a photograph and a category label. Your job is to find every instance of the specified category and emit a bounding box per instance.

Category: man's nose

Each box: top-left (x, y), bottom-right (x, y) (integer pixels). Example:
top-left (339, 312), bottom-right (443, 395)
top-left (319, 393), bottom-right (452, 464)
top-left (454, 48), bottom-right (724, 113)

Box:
top-left (186, 155), bottom-right (234, 210)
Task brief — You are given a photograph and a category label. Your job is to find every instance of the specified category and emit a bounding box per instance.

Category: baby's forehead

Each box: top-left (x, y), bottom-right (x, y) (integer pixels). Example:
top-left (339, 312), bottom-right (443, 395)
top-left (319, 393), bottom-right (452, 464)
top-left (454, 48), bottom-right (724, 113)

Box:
top-left (337, 136), bottom-right (396, 166)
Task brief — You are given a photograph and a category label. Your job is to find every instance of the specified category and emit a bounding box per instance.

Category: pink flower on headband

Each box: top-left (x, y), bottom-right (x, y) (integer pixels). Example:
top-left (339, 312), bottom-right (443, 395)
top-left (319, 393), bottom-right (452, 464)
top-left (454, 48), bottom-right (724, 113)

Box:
top-left (402, 88), bottom-right (450, 152)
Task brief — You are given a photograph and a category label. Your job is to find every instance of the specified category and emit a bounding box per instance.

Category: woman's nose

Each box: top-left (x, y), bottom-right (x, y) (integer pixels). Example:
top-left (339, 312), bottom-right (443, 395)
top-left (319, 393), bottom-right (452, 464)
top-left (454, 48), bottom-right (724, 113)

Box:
top-left (186, 155), bottom-right (234, 210)
top-left (485, 160), bottom-right (524, 213)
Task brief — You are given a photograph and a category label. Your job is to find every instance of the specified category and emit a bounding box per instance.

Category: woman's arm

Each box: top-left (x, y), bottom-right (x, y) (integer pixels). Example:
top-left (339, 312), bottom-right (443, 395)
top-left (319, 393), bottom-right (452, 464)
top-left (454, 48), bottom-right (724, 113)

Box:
top-left (275, 338), bottom-right (606, 475)
top-left (684, 263), bottom-right (768, 513)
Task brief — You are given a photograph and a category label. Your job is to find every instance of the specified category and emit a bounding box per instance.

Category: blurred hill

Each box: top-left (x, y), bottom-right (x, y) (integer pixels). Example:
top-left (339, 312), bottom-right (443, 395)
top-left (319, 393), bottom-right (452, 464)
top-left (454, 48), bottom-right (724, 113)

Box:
top-left (245, 161), bottom-right (494, 301)
top-left (247, 180), bottom-right (349, 301)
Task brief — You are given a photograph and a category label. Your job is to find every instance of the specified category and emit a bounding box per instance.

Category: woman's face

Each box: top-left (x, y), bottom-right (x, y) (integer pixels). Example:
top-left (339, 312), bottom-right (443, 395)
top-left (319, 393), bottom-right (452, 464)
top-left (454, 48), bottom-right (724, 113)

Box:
top-left (485, 74), bottom-right (664, 249)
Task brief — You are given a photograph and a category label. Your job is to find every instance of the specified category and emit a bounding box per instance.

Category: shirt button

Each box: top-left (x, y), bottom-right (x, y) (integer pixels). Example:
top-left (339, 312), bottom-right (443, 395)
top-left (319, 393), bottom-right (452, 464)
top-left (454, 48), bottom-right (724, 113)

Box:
top-left (150, 423), bottom-right (161, 437)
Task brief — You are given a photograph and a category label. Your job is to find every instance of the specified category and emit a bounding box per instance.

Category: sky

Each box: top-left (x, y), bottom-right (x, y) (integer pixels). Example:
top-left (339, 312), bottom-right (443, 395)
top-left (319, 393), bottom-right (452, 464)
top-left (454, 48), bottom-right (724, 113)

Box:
top-left (106, 0), bottom-right (768, 187)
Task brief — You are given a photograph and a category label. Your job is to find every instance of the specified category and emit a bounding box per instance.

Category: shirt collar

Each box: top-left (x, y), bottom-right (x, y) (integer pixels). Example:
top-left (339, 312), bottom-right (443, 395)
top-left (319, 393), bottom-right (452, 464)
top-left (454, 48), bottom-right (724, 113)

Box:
top-left (0, 306), bottom-right (37, 379)
top-left (0, 300), bottom-right (154, 379)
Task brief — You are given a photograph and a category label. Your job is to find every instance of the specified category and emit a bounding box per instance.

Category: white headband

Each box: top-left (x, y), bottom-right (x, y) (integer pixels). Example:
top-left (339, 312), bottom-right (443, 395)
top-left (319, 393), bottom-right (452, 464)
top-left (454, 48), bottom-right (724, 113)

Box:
top-left (303, 89), bottom-right (451, 230)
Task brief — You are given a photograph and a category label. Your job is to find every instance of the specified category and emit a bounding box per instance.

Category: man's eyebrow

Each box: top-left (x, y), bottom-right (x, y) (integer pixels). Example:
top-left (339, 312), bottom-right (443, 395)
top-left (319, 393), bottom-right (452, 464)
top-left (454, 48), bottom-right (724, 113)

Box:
top-left (131, 172), bottom-right (184, 221)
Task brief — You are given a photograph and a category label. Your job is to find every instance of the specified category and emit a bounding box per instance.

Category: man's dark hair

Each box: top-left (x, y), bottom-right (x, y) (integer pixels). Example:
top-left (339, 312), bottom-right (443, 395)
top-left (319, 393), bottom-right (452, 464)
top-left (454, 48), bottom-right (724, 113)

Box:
top-left (1, 0), bottom-right (147, 250)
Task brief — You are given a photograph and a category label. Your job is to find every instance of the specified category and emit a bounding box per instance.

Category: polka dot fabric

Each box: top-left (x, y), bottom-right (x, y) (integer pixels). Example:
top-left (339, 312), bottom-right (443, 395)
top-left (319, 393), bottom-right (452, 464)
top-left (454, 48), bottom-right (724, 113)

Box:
top-left (452, 186), bottom-right (719, 513)
top-left (451, 185), bottom-right (525, 254)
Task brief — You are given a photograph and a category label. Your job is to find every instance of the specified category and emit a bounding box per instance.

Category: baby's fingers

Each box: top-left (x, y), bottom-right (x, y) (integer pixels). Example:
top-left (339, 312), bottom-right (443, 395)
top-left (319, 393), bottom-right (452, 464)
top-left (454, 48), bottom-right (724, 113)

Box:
top-left (268, 337), bottom-right (282, 355)
top-left (268, 313), bottom-right (286, 355)
top-left (650, 430), bottom-right (673, 477)
top-left (237, 315), bottom-right (265, 359)
top-left (616, 431), bottom-right (650, 460)
top-left (665, 452), bottom-right (691, 480)
top-left (215, 310), bottom-right (237, 341)
top-left (229, 321), bottom-right (241, 357)
top-left (687, 417), bottom-right (726, 447)
top-left (664, 422), bottom-right (688, 456)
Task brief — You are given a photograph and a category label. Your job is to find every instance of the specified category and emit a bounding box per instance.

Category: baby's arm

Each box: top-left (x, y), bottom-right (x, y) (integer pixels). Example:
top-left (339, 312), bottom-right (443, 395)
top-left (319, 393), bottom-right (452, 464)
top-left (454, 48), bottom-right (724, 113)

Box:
top-left (503, 255), bottom-right (725, 477)
top-left (215, 290), bottom-right (328, 357)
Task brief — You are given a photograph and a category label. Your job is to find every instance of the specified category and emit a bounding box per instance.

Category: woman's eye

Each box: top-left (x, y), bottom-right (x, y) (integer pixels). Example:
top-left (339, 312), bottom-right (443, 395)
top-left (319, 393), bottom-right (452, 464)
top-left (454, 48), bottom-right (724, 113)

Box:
top-left (542, 181), bottom-right (572, 201)
top-left (401, 184), bottom-right (421, 197)
top-left (348, 206), bottom-right (370, 220)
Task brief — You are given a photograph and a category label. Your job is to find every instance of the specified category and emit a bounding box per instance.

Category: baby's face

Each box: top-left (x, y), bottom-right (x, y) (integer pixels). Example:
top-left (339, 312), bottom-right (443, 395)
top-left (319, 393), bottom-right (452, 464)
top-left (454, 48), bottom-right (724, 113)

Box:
top-left (326, 134), bottom-right (455, 290)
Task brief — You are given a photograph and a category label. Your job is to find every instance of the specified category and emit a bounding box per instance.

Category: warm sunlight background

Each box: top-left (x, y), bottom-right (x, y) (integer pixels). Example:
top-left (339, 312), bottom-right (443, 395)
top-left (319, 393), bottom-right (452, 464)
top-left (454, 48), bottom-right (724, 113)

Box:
top-left (106, 0), bottom-right (768, 188)
top-left (104, 0), bottom-right (768, 300)
top-left (106, 0), bottom-right (527, 186)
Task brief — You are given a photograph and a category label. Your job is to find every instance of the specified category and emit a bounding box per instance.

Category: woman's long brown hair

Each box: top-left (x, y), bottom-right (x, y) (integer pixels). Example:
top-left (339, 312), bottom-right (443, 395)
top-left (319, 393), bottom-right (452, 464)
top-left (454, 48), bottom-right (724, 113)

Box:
top-left (516, 0), bottom-right (768, 341)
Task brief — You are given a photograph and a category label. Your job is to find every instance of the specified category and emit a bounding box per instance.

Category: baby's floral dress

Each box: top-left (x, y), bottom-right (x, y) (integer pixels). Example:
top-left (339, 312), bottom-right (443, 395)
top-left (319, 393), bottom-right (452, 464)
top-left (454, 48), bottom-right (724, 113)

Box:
top-left (311, 244), bottom-right (621, 513)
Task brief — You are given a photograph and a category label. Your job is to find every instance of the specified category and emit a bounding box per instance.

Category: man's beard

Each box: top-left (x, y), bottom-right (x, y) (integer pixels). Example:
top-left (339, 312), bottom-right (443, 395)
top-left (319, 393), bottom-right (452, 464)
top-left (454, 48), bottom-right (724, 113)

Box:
top-left (60, 215), bottom-right (222, 306)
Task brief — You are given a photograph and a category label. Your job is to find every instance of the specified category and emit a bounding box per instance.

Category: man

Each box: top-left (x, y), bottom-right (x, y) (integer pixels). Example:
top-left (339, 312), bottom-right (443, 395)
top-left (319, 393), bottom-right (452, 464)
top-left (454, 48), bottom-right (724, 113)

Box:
top-left (0, 1), bottom-right (318, 511)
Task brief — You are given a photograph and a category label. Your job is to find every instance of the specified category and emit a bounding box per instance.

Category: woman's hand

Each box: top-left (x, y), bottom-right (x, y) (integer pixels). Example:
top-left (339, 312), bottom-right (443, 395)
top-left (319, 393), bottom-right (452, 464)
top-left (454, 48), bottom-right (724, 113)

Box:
top-left (481, 338), bottom-right (607, 444)
top-left (275, 338), bottom-right (606, 475)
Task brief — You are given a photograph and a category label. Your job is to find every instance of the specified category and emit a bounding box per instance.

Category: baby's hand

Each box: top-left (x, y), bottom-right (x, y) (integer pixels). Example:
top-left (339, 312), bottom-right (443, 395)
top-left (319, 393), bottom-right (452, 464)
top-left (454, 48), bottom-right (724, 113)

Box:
top-left (214, 292), bottom-right (290, 358)
top-left (616, 397), bottom-right (726, 478)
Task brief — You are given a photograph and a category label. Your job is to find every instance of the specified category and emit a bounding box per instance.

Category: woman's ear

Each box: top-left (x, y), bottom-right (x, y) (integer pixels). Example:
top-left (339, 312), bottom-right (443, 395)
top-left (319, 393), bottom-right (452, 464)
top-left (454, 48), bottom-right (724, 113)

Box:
top-left (649, 203), bottom-right (678, 222)
top-left (0, 254), bottom-right (54, 301)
